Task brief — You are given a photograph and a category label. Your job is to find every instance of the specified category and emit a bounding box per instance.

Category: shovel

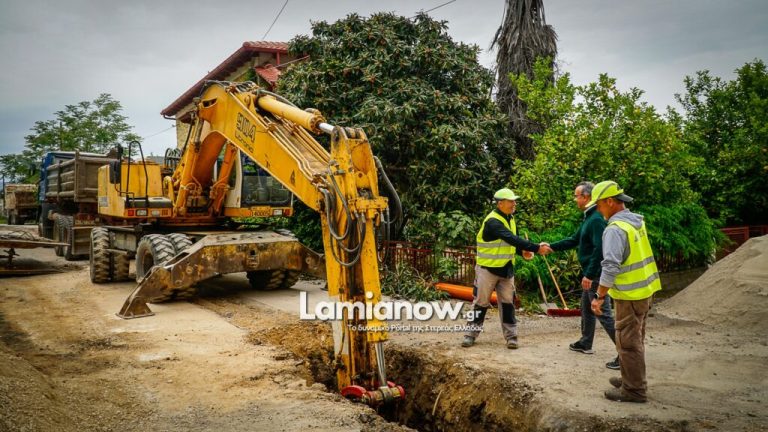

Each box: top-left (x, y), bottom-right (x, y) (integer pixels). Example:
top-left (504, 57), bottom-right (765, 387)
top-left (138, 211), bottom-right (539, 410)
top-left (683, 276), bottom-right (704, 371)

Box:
top-left (536, 270), bottom-right (559, 311)
top-left (542, 254), bottom-right (581, 317)
top-left (523, 233), bottom-right (558, 311)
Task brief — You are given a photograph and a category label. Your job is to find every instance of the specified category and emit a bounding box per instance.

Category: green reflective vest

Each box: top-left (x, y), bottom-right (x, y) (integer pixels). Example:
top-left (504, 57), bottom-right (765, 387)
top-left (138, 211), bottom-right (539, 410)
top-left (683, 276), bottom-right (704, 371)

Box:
top-left (607, 220), bottom-right (662, 300)
top-left (476, 211), bottom-right (516, 267)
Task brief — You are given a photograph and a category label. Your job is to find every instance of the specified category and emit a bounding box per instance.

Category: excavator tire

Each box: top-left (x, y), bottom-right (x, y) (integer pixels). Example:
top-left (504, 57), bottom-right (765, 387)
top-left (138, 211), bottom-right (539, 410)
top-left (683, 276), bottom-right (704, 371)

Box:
top-left (281, 270), bottom-right (301, 289)
top-left (167, 233), bottom-right (193, 254)
top-left (90, 227), bottom-right (111, 283)
top-left (138, 234), bottom-right (198, 303)
top-left (135, 234), bottom-right (175, 282)
top-left (112, 248), bottom-right (131, 282)
top-left (246, 270), bottom-right (285, 290)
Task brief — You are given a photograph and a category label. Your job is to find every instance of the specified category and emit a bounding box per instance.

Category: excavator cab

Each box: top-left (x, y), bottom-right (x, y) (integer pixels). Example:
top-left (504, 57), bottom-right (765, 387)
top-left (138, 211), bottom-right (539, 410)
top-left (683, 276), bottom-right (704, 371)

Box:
top-left (240, 159), bottom-right (292, 208)
top-left (223, 152), bottom-right (293, 217)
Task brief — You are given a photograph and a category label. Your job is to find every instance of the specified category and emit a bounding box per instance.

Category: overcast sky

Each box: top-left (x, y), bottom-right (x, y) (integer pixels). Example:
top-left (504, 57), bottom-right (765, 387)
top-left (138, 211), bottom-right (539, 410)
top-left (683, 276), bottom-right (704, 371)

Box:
top-left (1, 0), bottom-right (766, 157)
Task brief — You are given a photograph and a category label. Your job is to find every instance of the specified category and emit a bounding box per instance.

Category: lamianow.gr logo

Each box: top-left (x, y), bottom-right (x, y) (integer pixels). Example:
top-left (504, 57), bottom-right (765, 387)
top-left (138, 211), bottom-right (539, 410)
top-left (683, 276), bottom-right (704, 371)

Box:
top-left (299, 291), bottom-right (480, 321)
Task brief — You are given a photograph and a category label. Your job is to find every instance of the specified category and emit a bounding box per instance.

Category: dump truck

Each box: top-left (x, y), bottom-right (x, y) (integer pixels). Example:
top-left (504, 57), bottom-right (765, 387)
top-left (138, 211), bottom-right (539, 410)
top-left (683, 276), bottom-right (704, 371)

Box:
top-left (38, 151), bottom-right (115, 260)
top-left (3, 184), bottom-right (38, 225)
top-left (93, 81), bottom-right (403, 406)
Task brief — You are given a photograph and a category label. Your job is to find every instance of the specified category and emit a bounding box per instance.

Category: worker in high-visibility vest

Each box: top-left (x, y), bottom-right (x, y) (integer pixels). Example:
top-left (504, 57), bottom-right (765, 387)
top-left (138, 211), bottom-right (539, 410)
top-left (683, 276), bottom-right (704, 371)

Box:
top-left (462, 188), bottom-right (552, 349)
top-left (590, 181), bottom-right (661, 403)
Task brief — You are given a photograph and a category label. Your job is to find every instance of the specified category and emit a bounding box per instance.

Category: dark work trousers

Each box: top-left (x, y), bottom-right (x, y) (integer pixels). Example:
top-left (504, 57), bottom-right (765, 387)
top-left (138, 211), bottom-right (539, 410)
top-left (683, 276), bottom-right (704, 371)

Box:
top-left (614, 297), bottom-right (652, 399)
top-left (579, 280), bottom-right (616, 349)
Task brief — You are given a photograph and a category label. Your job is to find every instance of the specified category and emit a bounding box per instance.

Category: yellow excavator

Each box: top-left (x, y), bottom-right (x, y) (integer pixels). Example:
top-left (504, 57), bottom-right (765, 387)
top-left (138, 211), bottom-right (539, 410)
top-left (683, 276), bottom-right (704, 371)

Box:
top-left (93, 81), bottom-right (403, 406)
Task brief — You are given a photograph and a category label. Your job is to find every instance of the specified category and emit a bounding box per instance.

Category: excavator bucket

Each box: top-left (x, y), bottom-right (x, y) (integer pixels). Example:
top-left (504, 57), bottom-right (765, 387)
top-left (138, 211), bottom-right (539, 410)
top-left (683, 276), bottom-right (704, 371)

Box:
top-left (117, 231), bottom-right (325, 319)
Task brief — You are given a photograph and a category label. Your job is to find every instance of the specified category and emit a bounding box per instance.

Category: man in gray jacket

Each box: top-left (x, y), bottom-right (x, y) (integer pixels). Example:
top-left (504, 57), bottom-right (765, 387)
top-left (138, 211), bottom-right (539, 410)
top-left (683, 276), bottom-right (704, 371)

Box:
top-left (590, 180), bottom-right (661, 403)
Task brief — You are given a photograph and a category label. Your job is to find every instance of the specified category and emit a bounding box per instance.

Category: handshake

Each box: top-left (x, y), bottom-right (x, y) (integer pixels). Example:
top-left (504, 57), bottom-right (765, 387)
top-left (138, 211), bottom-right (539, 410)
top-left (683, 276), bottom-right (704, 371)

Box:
top-left (522, 242), bottom-right (554, 260)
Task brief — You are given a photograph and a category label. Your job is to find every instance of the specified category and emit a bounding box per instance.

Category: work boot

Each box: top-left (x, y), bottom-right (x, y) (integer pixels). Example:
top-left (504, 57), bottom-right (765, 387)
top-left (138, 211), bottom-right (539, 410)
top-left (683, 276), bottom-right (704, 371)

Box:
top-left (569, 341), bottom-right (594, 354)
top-left (461, 336), bottom-right (475, 348)
top-left (604, 388), bottom-right (647, 403)
top-left (609, 376), bottom-right (622, 388)
top-left (605, 356), bottom-right (620, 370)
top-left (506, 338), bottom-right (519, 349)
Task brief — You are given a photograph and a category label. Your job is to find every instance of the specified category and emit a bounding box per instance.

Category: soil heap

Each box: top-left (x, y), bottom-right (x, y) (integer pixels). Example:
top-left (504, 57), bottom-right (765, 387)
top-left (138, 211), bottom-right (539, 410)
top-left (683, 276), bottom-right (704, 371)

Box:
top-left (658, 235), bottom-right (768, 333)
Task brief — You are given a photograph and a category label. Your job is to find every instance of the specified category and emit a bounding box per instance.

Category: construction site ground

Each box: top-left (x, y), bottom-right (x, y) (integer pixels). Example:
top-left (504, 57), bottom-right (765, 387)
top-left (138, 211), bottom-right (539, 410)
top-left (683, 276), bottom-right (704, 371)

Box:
top-left (1, 225), bottom-right (766, 431)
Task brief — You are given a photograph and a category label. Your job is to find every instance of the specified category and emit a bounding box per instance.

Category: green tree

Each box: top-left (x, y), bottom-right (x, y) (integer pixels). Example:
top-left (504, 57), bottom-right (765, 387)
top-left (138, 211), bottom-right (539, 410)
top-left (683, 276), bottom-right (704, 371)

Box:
top-left (278, 13), bottom-right (510, 240)
top-left (674, 59), bottom-right (768, 225)
top-left (510, 59), bottom-right (718, 264)
top-left (23, 93), bottom-right (140, 158)
top-left (0, 152), bottom-right (38, 184)
top-left (1, 93), bottom-right (140, 185)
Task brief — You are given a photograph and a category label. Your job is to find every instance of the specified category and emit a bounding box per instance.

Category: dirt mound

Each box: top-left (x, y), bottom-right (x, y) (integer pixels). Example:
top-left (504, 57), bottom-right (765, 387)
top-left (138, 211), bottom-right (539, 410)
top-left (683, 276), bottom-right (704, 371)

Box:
top-left (0, 328), bottom-right (77, 431)
top-left (658, 235), bottom-right (768, 333)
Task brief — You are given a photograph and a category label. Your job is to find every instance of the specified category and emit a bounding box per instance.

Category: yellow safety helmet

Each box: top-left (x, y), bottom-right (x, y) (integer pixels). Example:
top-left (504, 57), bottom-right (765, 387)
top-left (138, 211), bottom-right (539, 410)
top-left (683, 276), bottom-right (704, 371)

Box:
top-left (587, 181), bottom-right (634, 207)
top-left (493, 188), bottom-right (520, 201)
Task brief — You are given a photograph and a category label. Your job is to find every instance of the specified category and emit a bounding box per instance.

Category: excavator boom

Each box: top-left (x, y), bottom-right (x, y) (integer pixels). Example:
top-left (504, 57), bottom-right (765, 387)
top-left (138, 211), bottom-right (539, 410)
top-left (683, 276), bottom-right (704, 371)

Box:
top-left (120, 81), bottom-right (403, 406)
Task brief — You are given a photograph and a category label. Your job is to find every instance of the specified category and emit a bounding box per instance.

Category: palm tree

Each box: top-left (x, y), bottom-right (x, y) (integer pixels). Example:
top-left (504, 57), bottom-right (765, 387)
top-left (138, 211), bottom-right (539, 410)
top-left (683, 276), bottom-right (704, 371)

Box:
top-left (492, 0), bottom-right (558, 162)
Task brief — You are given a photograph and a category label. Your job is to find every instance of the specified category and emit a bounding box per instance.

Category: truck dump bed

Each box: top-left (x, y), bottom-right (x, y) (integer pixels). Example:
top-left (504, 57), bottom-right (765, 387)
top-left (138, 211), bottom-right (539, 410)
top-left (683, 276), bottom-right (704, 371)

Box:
top-left (44, 152), bottom-right (114, 203)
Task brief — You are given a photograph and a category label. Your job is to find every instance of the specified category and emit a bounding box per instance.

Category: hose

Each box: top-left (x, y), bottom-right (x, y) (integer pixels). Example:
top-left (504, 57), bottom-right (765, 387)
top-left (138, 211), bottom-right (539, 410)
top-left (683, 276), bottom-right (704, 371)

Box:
top-left (374, 157), bottom-right (402, 231)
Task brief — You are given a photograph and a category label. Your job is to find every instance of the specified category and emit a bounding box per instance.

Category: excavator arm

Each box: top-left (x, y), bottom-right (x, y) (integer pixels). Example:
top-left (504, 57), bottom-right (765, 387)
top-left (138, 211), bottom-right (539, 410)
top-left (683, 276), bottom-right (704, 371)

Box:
top-left (171, 81), bottom-right (402, 405)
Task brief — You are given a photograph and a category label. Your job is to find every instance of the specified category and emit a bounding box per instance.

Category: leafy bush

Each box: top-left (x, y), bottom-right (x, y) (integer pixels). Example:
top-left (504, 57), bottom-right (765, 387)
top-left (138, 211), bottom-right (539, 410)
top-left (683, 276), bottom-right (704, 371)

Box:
top-left (279, 12), bottom-right (510, 234)
top-left (381, 262), bottom-right (449, 302)
top-left (403, 210), bottom-right (480, 248)
top-left (674, 59), bottom-right (768, 225)
top-left (637, 203), bottom-right (723, 266)
top-left (509, 59), bottom-right (719, 263)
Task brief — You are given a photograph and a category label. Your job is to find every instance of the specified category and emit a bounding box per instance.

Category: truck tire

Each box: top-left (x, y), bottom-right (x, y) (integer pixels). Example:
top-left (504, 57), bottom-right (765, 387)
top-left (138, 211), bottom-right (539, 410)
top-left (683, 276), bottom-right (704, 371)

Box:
top-left (60, 216), bottom-right (77, 261)
top-left (39, 203), bottom-right (56, 239)
top-left (135, 234), bottom-right (175, 282)
top-left (90, 227), bottom-right (111, 283)
top-left (167, 233), bottom-right (192, 254)
top-left (53, 217), bottom-right (65, 257)
top-left (246, 270), bottom-right (285, 290)
top-left (8, 211), bottom-right (18, 225)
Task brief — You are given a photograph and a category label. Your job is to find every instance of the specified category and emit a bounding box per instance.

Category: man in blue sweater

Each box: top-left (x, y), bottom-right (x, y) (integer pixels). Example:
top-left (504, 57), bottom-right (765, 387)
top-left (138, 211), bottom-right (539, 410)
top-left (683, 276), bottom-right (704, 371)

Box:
top-left (548, 181), bottom-right (619, 369)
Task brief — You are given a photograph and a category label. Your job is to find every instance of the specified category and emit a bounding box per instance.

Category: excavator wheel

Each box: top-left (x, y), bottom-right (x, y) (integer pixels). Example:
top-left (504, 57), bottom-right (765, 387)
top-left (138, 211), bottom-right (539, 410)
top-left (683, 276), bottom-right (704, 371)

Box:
top-left (281, 270), bottom-right (301, 289)
top-left (112, 246), bottom-right (131, 282)
top-left (135, 234), bottom-right (175, 282)
top-left (167, 233), bottom-right (192, 254)
top-left (246, 270), bottom-right (285, 290)
top-left (137, 234), bottom-right (197, 303)
top-left (90, 227), bottom-right (111, 283)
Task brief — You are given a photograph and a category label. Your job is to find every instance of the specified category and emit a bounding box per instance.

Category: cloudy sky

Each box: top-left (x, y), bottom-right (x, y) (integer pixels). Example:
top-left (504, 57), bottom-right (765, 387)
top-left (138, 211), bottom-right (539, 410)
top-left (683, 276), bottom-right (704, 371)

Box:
top-left (1, 0), bottom-right (766, 157)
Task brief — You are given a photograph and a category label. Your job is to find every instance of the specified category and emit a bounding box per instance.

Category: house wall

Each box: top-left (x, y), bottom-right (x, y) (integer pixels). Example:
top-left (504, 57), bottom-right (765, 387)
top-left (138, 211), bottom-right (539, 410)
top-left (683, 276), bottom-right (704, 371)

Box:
top-left (170, 51), bottom-right (295, 149)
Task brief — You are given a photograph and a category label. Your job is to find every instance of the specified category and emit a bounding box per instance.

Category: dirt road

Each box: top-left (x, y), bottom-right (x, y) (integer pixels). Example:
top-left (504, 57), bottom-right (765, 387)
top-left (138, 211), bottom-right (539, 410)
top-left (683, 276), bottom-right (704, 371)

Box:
top-left (1, 226), bottom-right (766, 431)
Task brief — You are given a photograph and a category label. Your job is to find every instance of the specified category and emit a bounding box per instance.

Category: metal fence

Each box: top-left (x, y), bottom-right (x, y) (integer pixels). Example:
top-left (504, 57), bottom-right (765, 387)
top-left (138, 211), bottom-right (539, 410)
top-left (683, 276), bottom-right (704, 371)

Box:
top-left (383, 241), bottom-right (476, 286)
top-left (383, 225), bottom-right (767, 286)
top-left (718, 225), bottom-right (768, 259)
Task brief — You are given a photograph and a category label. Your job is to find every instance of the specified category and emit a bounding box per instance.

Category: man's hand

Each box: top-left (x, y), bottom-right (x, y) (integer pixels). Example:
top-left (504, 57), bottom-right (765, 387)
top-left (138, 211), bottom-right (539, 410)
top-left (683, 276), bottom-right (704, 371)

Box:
top-left (522, 251), bottom-right (534, 260)
top-left (591, 298), bottom-right (604, 315)
top-left (581, 277), bottom-right (592, 291)
top-left (537, 242), bottom-right (553, 255)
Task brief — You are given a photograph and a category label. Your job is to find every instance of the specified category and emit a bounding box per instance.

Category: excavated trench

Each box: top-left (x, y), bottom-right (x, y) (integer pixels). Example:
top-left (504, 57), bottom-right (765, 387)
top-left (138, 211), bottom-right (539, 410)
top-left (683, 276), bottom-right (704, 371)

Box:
top-left (246, 318), bottom-right (609, 432)
top-left (195, 291), bottom-right (690, 432)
